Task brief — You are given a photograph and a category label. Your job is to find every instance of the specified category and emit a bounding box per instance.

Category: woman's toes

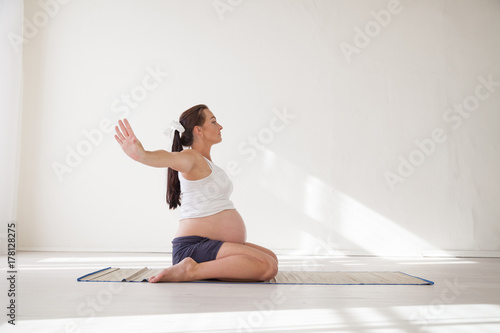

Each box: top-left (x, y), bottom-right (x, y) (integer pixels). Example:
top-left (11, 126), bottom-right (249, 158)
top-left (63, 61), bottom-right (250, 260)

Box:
top-left (149, 272), bottom-right (162, 283)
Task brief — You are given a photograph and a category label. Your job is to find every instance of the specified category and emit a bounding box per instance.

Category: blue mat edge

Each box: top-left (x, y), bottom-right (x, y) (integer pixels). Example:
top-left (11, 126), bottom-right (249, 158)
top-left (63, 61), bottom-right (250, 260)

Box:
top-left (398, 271), bottom-right (435, 285)
top-left (77, 267), bottom-right (434, 285)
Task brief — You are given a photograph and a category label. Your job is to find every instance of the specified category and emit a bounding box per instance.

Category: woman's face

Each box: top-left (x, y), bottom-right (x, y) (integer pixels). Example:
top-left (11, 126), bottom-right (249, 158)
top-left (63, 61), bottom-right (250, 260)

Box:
top-left (199, 108), bottom-right (223, 144)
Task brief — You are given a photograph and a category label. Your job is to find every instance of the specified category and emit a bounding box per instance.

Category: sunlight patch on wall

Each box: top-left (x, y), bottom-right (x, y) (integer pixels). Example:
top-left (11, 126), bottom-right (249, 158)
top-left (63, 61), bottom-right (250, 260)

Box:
top-left (260, 149), bottom-right (444, 256)
top-left (332, 190), bottom-right (442, 256)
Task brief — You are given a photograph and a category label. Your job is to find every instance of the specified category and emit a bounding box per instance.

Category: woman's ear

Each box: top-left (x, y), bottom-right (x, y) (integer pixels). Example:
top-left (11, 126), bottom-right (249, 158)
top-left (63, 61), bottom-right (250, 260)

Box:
top-left (193, 125), bottom-right (203, 137)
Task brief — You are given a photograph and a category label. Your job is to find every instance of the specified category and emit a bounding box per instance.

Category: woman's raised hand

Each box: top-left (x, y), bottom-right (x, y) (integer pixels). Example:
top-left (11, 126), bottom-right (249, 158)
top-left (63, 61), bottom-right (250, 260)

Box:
top-left (114, 119), bottom-right (145, 162)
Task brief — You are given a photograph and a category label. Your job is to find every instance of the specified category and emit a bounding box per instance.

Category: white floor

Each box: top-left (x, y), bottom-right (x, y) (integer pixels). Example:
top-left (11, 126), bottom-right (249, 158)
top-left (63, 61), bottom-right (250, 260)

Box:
top-left (1, 252), bottom-right (500, 333)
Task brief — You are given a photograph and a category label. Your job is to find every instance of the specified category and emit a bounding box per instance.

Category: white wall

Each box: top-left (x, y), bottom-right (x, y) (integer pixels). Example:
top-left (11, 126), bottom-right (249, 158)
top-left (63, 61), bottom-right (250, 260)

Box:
top-left (1, 0), bottom-right (23, 255)
top-left (18, 0), bottom-right (500, 256)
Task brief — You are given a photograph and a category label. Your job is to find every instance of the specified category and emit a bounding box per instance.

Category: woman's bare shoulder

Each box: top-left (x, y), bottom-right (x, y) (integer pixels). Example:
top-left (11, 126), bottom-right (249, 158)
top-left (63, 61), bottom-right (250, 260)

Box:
top-left (178, 149), bottom-right (211, 179)
top-left (178, 149), bottom-right (204, 162)
top-left (177, 149), bottom-right (207, 169)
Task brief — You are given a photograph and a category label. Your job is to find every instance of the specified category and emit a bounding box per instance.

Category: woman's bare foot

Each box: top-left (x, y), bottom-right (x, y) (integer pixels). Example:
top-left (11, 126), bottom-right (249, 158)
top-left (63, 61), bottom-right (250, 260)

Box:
top-left (148, 257), bottom-right (198, 283)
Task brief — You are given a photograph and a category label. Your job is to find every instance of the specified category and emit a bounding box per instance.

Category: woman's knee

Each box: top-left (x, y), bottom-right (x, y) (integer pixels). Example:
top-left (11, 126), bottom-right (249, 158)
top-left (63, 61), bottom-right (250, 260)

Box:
top-left (264, 248), bottom-right (278, 264)
top-left (244, 242), bottom-right (279, 264)
top-left (269, 250), bottom-right (278, 265)
top-left (259, 256), bottom-right (278, 281)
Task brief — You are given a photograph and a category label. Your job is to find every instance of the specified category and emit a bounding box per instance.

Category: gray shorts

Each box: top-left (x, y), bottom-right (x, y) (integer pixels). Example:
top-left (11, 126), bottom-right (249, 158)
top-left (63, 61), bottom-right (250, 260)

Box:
top-left (172, 236), bottom-right (224, 265)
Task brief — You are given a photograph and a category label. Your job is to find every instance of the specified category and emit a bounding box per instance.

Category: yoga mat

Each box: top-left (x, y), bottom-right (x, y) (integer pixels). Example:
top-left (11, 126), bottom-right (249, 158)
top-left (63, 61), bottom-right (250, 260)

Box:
top-left (77, 267), bottom-right (434, 285)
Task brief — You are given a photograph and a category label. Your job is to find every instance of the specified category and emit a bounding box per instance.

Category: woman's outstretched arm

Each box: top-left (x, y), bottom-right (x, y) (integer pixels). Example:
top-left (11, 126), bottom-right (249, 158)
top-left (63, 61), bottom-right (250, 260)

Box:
top-left (114, 118), bottom-right (145, 162)
top-left (114, 118), bottom-right (195, 172)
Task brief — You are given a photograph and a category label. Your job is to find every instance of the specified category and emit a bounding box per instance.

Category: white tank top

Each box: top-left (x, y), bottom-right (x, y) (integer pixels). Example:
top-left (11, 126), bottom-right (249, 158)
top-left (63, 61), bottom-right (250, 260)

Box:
top-left (178, 157), bottom-right (235, 220)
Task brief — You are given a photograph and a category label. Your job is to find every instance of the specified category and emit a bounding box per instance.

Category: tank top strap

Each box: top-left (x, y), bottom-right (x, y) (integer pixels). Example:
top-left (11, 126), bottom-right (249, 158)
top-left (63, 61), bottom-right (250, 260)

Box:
top-left (203, 156), bottom-right (213, 170)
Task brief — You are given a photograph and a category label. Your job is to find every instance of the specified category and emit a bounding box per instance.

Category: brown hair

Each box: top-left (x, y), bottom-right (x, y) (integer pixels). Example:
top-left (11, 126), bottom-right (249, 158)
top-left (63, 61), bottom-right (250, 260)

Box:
top-left (166, 104), bottom-right (207, 209)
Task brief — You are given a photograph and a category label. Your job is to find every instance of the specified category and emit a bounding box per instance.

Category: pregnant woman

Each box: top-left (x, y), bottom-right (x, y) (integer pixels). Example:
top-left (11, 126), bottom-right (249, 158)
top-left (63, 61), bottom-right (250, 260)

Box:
top-left (114, 104), bottom-right (278, 283)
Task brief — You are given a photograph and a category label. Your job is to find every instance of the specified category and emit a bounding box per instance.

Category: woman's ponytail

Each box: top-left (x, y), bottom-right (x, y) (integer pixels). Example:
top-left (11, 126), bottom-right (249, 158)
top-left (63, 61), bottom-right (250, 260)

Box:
top-left (166, 104), bottom-right (207, 210)
top-left (166, 131), bottom-right (183, 209)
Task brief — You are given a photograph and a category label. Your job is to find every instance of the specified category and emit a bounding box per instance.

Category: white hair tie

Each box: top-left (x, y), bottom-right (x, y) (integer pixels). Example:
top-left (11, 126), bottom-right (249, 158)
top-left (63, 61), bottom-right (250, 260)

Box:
top-left (163, 120), bottom-right (185, 137)
top-left (163, 120), bottom-right (185, 150)
top-left (170, 120), bottom-right (185, 134)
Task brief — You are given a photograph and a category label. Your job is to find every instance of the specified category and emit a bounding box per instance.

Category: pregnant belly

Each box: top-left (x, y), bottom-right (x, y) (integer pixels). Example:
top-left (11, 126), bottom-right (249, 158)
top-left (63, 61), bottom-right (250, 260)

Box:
top-left (175, 209), bottom-right (247, 244)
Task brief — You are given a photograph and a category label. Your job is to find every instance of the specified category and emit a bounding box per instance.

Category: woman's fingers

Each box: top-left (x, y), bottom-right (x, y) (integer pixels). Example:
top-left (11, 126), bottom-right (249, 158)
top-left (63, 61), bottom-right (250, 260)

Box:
top-left (115, 119), bottom-right (136, 148)
top-left (115, 125), bottom-right (125, 142)
top-left (123, 118), bottom-right (135, 137)
top-left (118, 119), bottom-right (129, 137)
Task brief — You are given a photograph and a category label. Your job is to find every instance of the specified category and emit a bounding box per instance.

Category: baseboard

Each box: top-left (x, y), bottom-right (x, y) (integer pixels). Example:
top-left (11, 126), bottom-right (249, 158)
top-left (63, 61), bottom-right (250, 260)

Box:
top-left (421, 250), bottom-right (500, 258)
top-left (18, 247), bottom-right (500, 258)
top-left (275, 249), bottom-right (500, 258)
top-left (18, 247), bottom-right (170, 254)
